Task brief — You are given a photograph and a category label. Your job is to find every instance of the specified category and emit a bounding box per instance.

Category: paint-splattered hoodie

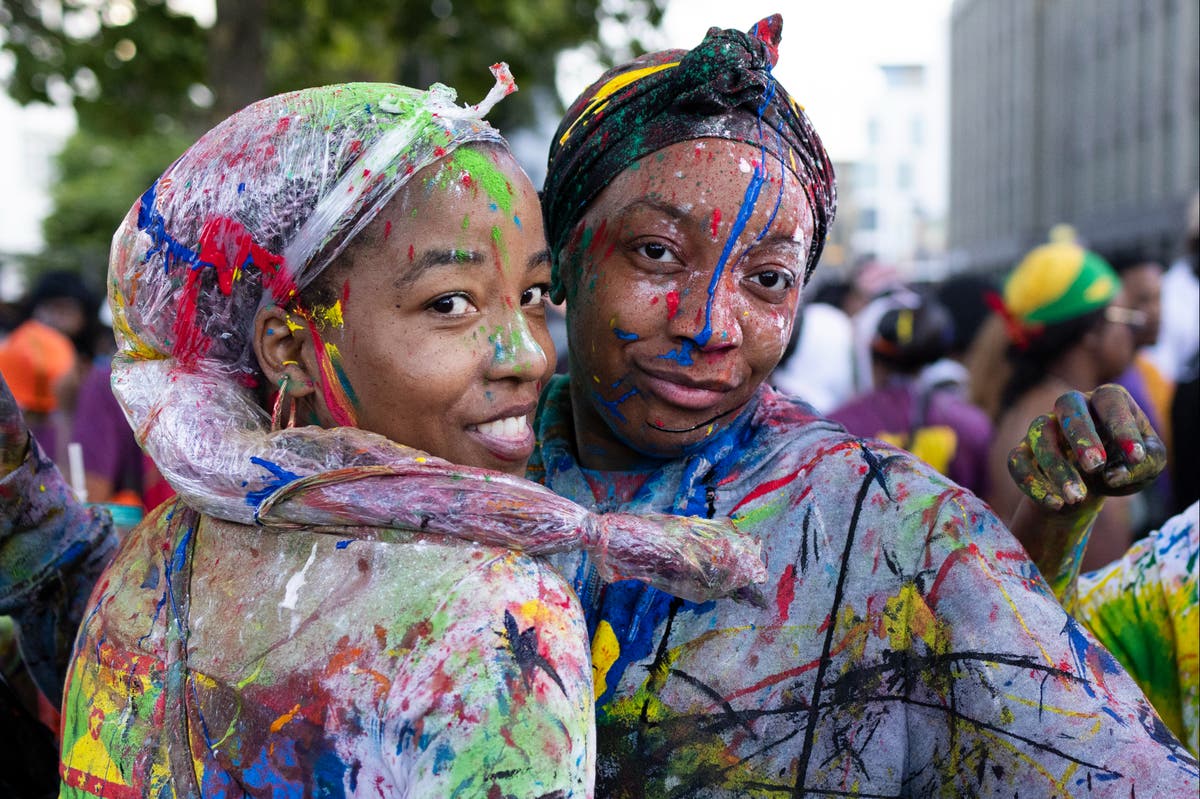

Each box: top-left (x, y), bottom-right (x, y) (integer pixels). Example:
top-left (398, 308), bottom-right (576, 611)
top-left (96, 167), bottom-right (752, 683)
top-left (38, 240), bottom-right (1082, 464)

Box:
top-left (529, 375), bottom-right (1200, 797)
top-left (57, 485), bottom-right (595, 798)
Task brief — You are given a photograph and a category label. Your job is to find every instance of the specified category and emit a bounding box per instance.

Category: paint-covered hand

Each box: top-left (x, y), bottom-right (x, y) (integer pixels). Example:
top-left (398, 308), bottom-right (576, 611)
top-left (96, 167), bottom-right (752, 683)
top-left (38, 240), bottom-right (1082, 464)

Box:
top-left (0, 372), bottom-right (30, 476)
top-left (1007, 383), bottom-right (1166, 512)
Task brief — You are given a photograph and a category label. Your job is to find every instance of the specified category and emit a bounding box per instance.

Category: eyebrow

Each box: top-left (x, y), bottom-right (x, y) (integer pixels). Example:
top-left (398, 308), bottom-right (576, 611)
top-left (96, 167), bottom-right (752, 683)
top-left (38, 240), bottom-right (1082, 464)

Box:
top-left (396, 247), bottom-right (551, 289)
top-left (622, 199), bottom-right (807, 254)
top-left (620, 198), bottom-right (692, 222)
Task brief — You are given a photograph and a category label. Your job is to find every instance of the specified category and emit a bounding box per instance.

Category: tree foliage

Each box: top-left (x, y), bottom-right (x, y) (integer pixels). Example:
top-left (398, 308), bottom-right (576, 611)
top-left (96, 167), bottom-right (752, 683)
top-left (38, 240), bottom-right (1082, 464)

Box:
top-left (0, 0), bottom-right (665, 279)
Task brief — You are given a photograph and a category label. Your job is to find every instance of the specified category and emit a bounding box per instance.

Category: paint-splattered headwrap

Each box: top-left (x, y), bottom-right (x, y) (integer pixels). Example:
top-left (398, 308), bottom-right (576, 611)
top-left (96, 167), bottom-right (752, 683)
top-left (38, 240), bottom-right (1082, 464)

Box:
top-left (542, 15), bottom-right (836, 300)
top-left (107, 72), bottom-right (765, 602)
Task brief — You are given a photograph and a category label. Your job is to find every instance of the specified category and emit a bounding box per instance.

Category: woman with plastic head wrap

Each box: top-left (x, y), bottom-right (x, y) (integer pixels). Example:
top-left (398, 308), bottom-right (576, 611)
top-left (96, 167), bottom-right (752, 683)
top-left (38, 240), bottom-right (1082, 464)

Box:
top-left (531, 15), bottom-right (1197, 796)
top-left (22, 70), bottom-right (767, 798)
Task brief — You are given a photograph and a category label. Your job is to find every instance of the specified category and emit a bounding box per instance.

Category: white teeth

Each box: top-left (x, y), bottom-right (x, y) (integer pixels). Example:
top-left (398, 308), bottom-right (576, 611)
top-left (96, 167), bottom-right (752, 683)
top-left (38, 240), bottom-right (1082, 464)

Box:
top-left (474, 415), bottom-right (528, 440)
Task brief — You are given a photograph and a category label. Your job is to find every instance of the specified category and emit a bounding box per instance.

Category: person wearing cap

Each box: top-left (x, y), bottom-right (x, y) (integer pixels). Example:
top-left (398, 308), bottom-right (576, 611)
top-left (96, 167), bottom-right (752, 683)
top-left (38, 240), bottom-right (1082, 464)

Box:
top-left (829, 295), bottom-right (994, 496)
top-left (987, 241), bottom-right (1147, 571)
top-left (0, 318), bottom-right (76, 464)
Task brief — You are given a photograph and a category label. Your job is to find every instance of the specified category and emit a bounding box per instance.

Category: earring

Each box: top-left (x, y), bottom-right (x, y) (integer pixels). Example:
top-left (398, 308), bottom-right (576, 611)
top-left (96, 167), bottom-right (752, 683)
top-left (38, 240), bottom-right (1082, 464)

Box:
top-left (271, 364), bottom-right (299, 431)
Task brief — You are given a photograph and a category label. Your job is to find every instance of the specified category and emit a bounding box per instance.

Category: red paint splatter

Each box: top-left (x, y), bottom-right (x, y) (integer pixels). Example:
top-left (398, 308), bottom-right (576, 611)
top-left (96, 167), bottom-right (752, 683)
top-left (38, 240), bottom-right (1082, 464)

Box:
top-left (461, 172), bottom-right (474, 188)
top-left (650, 296), bottom-right (659, 305)
top-left (775, 564), bottom-right (796, 622)
top-left (433, 146), bottom-right (447, 157)
top-left (384, 220), bottom-right (392, 240)
top-left (710, 208), bottom-right (722, 239)
top-left (407, 244), bottom-right (414, 261)
top-left (666, 290), bottom-right (680, 320)
top-left (347, 139), bottom-right (363, 156)
top-left (730, 468), bottom-right (803, 513)
top-left (362, 168), bottom-right (371, 178)
top-left (341, 280), bottom-right (351, 304)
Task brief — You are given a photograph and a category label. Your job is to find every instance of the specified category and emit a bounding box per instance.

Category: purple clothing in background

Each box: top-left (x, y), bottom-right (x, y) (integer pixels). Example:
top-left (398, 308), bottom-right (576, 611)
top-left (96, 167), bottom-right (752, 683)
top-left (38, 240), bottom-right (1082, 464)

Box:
top-left (830, 381), bottom-right (993, 496)
top-left (71, 362), bottom-right (143, 497)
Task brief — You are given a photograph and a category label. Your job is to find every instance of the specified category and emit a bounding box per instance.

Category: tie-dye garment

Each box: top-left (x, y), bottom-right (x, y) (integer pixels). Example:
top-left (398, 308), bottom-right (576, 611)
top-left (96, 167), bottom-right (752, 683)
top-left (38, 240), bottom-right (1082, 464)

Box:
top-left (59, 498), bottom-right (594, 798)
top-left (1072, 502), bottom-right (1199, 755)
top-left (529, 375), bottom-right (1199, 797)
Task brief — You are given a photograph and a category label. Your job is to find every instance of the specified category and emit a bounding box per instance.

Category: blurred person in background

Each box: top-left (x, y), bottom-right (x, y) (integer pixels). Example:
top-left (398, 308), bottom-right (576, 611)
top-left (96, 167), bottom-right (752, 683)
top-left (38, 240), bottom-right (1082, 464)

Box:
top-left (769, 294), bottom-right (855, 414)
top-left (1108, 250), bottom-right (1174, 532)
top-left (1150, 192), bottom-right (1200, 384)
top-left (830, 295), bottom-right (993, 496)
top-left (0, 316), bottom-right (75, 465)
top-left (927, 271), bottom-right (998, 396)
top-left (987, 241), bottom-right (1143, 570)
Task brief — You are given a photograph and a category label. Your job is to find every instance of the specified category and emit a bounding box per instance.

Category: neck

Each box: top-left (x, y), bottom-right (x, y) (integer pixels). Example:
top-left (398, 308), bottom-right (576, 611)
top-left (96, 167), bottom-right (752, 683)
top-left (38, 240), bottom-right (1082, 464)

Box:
top-left (1045, 347), bottom-right (1099, 392)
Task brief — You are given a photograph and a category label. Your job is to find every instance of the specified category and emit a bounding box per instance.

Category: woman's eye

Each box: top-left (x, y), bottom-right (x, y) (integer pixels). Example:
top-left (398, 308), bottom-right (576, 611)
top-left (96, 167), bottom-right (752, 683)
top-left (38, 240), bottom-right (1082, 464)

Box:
top-left (634, 242), bottom-right (678, 263)
top-left (521, 283), bottom-right (551, 307)
top-left (747, 270), bottom-right (795, 292)
top-left (428, 293), bottom-right (475, 315)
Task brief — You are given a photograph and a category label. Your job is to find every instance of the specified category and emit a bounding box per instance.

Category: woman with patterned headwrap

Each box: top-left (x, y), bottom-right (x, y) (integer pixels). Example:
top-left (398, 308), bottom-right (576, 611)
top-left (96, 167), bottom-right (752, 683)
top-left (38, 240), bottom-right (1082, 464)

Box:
top-left (0, 70), bottom-right (770, 797)
top-left (530, 15), bottom-right (1196, 796)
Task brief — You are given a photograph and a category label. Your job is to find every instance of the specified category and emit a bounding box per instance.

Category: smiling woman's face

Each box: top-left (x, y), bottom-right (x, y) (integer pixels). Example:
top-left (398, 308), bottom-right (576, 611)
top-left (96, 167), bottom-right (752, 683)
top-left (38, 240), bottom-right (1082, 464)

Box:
top-left (280, 145), bottom-right (554, 475)
top-left (561, 138), bottom-right (813, 468)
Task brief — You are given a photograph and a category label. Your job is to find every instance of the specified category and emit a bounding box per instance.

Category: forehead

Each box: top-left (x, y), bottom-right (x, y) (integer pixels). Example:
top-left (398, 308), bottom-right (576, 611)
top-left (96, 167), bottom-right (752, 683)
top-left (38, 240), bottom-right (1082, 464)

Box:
top-left (590, 138), bottom-right (811, 229)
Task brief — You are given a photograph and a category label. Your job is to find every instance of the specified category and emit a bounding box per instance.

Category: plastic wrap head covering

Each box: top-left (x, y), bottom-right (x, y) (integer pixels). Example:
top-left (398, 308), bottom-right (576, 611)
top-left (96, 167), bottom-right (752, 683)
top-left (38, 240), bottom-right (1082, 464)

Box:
top-left (106, 69), bottom-right (766, 604)
top-left (542, 14), bottom-right (836, 302)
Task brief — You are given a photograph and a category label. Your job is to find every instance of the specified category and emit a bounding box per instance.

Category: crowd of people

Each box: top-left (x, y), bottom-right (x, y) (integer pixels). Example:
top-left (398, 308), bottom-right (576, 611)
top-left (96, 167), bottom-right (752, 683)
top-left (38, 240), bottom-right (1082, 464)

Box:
top-left (0, 13), bottom-right (1196, 798)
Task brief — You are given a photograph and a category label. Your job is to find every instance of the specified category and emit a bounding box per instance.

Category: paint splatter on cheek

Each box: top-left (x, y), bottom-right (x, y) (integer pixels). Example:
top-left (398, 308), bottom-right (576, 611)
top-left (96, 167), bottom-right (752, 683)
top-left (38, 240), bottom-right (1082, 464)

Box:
top-left (407, 244), bottom-right (414, 262)
top-left (383, 220), bottom-right (392, 240)
top-left (710, 208), bottom-right (722, 240)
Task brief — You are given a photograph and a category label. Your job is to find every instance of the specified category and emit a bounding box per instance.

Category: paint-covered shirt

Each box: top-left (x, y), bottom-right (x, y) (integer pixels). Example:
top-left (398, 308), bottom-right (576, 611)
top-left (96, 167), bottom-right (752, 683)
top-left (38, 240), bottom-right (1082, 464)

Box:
top-left (59, 498), bottom-right (594, 797)
top-left (529, 376), bottom-right (1199, 797)
top-left (1072, 501), bottom-right (1199, 756)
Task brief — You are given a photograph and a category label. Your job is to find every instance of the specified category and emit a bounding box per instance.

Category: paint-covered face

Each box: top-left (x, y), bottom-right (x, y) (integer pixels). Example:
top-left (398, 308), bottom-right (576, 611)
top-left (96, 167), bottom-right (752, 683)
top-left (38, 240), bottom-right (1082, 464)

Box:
top-left (307, 145), bottom-right (553, 475)
top-left (562, 138), bottom-right (813, 468)
top-left (1118, 262), bottom-right (1163, 347)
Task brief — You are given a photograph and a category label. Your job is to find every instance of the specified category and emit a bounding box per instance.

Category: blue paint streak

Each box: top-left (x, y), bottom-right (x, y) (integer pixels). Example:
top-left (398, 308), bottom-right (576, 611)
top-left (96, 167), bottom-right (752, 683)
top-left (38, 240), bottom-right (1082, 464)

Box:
top-left (656, 339), bottom-right (696, 366)
top-left (594, 387), bottom-right (638, 423)
top-left (693, 66), bottom-right (784, 348)
top-left (612, 327), bottom-right (639, 341)
top-left (336, 539), bottom-right (353, 549)
top-left (137, 181), bottom-right (212, 275)
top-left (245, 456), bottom-right (302, 507)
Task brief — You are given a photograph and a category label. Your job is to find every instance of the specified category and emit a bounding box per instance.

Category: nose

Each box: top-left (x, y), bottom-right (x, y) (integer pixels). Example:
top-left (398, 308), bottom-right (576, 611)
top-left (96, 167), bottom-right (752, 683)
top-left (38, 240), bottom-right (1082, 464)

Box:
top-left (484, 304), bottom-right (549, 382)
top-left (668, 274), bottom-right (744, 352)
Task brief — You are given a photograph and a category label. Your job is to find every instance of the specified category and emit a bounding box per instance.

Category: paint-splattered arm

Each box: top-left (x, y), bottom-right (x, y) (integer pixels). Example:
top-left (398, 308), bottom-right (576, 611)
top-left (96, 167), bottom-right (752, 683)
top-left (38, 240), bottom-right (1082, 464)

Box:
top-left (1006, 384), bottom-right (1166, 607)
top-left (0, 376), bottom-right (118, 702)
top-left (908, 492), bottom-right (1198, 793)
top-left (258, 467), bottom-right (766, 603)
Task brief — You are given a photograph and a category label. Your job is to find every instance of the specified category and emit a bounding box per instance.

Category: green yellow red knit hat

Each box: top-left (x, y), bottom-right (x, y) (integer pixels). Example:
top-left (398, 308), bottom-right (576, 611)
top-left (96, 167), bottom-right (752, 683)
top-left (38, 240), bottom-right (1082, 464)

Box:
top-left (1003, 241), bottom-right (1118, 327)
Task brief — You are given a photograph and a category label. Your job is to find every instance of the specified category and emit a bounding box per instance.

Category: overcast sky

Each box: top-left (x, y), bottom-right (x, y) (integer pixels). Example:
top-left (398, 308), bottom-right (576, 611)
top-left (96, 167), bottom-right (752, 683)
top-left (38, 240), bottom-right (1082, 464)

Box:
top-left (556, 0), bottom-right (954, 162)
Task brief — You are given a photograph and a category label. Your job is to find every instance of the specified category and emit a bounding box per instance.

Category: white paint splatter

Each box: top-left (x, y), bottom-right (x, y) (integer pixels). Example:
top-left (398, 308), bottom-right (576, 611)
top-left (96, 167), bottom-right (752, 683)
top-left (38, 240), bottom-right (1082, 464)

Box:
top-left (280, 543), bottom-right (318, 610)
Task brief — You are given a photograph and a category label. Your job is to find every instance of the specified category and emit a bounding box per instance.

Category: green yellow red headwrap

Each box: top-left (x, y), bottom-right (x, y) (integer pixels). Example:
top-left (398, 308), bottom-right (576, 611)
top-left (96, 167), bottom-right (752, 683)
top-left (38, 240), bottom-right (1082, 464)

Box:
top-left (994, 242), bottom-right (1119, 346)
top-left (542, 14), bottom-right (836, 300)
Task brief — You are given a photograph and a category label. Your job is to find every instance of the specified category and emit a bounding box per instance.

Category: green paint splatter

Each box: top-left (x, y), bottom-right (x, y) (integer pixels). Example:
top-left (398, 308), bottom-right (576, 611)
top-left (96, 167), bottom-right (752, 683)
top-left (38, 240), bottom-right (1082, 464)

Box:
top-left (451, 147), bottom-right (515, 213)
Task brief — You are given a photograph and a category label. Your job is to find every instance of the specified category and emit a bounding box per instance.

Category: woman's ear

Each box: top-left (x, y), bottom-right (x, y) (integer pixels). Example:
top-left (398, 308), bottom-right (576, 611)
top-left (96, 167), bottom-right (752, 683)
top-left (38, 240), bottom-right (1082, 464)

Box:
top-left (253, 304), bottom-right (319, 402)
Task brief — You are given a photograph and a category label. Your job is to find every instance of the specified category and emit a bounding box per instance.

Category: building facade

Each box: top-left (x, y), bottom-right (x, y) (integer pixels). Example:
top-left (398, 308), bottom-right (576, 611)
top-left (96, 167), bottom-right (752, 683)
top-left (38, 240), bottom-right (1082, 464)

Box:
top-left (949, 0), bottom-right (1199, 270)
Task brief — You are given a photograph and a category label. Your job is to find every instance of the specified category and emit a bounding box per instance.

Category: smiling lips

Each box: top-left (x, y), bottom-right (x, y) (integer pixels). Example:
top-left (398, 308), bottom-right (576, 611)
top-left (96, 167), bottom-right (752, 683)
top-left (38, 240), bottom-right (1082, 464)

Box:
top-left (467, 410), bottom-right (536, 462)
